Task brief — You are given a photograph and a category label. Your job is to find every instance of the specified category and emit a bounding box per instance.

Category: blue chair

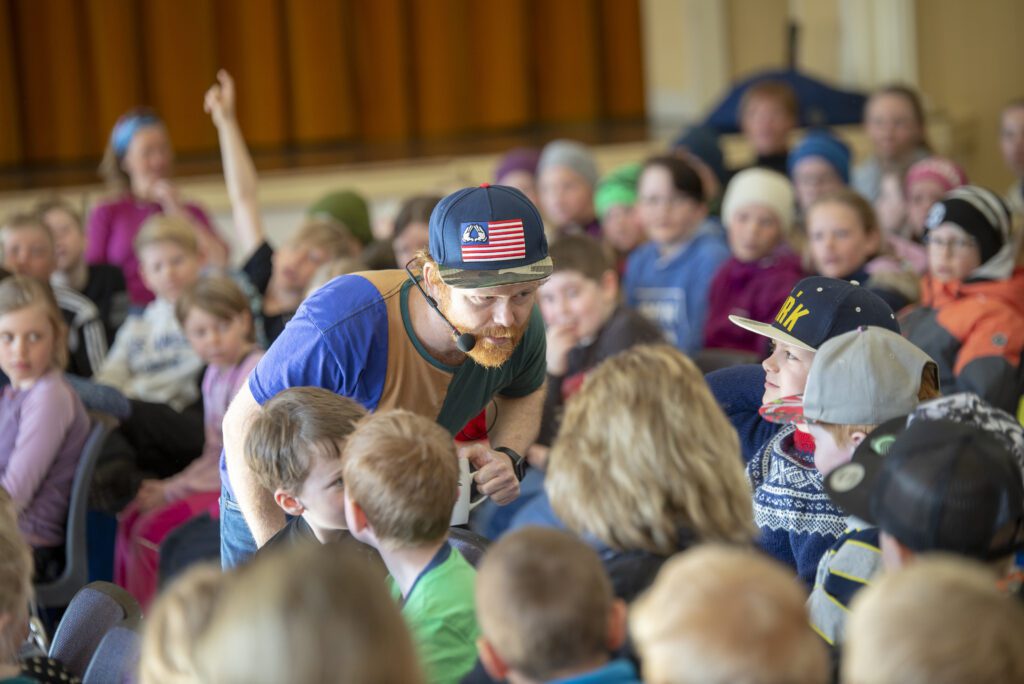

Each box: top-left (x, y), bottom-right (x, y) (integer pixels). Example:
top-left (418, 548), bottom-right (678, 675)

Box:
top-left (83, 625), bottom-right (141, 684)
top-left (48, 581), bottom-right (141, 678)
top-left (449, 527), bottom-right (490, 568)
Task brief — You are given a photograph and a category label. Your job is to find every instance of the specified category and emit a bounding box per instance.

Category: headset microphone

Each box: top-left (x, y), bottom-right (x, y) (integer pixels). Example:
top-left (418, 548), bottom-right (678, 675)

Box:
top-left (404, 263), bottom-right (477, 353)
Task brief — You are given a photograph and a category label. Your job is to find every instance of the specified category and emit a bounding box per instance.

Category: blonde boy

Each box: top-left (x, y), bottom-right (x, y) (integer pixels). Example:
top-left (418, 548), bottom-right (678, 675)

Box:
top-left (343, 409), bottom-right (477, 684)
top-left (244, 386), bottom-right (367, 548)
top-left (843, 556), bottom-right (1024, 684)
top-left (476, 527), bottom-right (638, 684)
top-left (631, 544), bottom-right (829, 684)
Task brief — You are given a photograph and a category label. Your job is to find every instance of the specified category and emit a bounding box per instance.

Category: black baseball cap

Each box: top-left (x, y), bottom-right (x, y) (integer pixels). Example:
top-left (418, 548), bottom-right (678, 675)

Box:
top-left (729, 276), bottom-right (899, 352)
top-left (826, 418), bottom-right (1024, 560)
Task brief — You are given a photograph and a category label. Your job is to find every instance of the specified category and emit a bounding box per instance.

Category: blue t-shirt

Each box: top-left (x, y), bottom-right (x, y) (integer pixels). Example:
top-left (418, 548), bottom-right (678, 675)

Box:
top-left (622, 219), bottom-right (729, 354)
top-left (220, 270), bottom-right (547, 494)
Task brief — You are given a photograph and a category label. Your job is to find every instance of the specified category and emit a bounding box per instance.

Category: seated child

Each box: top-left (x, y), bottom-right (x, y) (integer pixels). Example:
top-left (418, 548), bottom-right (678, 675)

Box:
top-left (874, 169), bottom-right (929, 274)
top-left (196, 542), bottom-right (425, 684)
top-left (737, 80), bottom-right (799, 175)
top-left (788, 130), bottom-right (850, 215)
top-left (37, 197), bottom-right (128, 340)
top-left (0, 488), bottom-right (37, 684)
top-left (852, 84), bottom-right (930, 201)
top-left (139, 562), bottom-right (226, 683)
top-left (752, 326), bottom-right (937, 587)
top-left (904, 156), bottom-right (968, 237)
top-left (805, 189), bottom-right (919, 311)
top-left (475, 527), bottom-right (640, 684)
top-left (244, 386), bottom-right (367, 549)
top-left (1000, 99), bottom-right (1024, 216)
top-left (1, 213), bottom-right (107, 377)
top-left (703, 167), bottom-right (805, 359)
top-left (115, 275), bottom-right (264, 607)
top-left (631, 545), bottom-right (830, 684)
top-left (844, 556), bottom-right (1024, 684)
top-left (494, 147), bottom-right (541, 209)
top-left (594, 163), bottom-right (644, 268)
top-left (537, 139), bottom-right (600, 237)
top-left (0, 276), bottom-right (90, 581)
top-left (624, 155), bottom-right (730, 354)
top-left (811, 393), bottom-right (1024, 645)
top-left (343, 409), bottom-right (478, 684)
top-left (902, 185), bottom-right (1024, 413)
top-left (204, 70), bottom-right (357, 345)
top-left (672, 124), bottom-right (728, 216)
top-left (94, 214), bottom-right (205, 480)
top-left (392, 195), bottom-right (441, 269)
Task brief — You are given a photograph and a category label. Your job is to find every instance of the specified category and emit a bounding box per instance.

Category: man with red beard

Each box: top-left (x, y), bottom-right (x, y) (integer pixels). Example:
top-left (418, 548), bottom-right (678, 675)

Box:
top-left (219, 184), bottom-right (551, 566)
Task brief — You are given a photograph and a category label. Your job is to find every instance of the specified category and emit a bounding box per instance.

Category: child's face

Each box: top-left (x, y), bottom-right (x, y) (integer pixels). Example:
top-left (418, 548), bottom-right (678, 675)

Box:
top-left (762, 341), bottom-right (815, 405)
top-left (601, 204), bottom-right (644, 254)
top-left (182, 307), bottom-right (250, 368)
top-left (637, 166), bottom-right (706, 247)
top-left (807, 202), bottom-right (877, 279)
top-left (538, 166), bottom-right (595, 228)
top-left (393, 221), bottom-right (429, 270)
top-left (138, 241), bottom-right (199, 302)
top-left (1000, 106), bottom-right (1024, 177)
top-left (804, 423), bottom-right (857, 476)
top-left (272, 240), bottom-right (331, 295)
top-left (298, 451), bottom-right (348, 534)
top-left (741, 97), bottom-right (795, 156)
top-left (0, 305), bottom-right (56, 388)
top-left (1, 229), bottom-right (55, 281)
top-left (42, 208), bottom-right (86, 274)
top-left (497, 169), bottom-right (540, 210)
top-left (906, 178), bottom-right (947, 236)
top-left (926, 223), bottom-right (981, 283)
top-left (875, 174), bottom-right (907, 236)
top-left (122, 124), bottom-right (173, 191)
top-left (865, 94), bottom-right (922, 162)
top-left (792, 157), bottom-right (844, 212)
top-left (727, 203), bottom-right (784, 263)
top-left (538, 270), bottom-right (615, 343)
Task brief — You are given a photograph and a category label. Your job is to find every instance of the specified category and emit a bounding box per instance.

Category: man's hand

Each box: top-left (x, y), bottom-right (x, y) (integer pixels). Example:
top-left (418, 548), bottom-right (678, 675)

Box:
top-left (459, 443), bottom-right (520, 505)
top-left (204, 69), bottom-right (237, 128)
top-left (545, 324), bottom-right (578, 377)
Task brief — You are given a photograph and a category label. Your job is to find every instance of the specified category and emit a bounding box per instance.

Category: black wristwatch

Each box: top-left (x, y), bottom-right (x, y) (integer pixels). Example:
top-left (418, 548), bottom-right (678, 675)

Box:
top-left (494, 446), bottom-right (527, 482)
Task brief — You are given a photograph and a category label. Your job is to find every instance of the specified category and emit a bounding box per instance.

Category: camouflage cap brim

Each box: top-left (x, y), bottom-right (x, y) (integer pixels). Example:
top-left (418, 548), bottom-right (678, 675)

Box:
top-left (437, 256), bottom-right (553, 289)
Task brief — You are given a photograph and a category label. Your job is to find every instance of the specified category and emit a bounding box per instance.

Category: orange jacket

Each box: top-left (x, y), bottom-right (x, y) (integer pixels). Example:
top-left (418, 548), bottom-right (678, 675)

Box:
top-left (900, 268), bottom-right (1024, 414)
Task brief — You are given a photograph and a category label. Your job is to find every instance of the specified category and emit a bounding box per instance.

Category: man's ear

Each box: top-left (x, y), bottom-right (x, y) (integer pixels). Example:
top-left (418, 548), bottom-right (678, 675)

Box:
top-left (273, 488), bottom-right (304, 517)
top-left (606, 598), bottom-right (628, 652)
top-left (477, 637), bottom-right (510, 682)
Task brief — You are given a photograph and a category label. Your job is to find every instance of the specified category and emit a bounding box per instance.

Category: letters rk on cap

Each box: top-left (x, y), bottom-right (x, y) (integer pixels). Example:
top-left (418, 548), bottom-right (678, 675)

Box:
top-left (729, 276), bottom-right (899, 351)
top-left (429, 184), bottom-right (553, 289)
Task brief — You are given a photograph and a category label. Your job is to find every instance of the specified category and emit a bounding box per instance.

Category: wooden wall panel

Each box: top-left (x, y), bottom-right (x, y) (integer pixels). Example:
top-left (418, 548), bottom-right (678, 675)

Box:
top-left (409, 0), bottom-right (469, 137)
top-left (467, 1), bottom-right (532, 131)
top-left (599, 0), bottom-right (645, 119)
top-left (352, 0), bottom-right (412, 141)
top-left (214, 0), bottom-right (287, 148)
top-left (85, 0), bottom-right (144, 151)
top-left (531, 0), bottom-right (601, 123)
top-left (284, 0), bottom-right (356, 144)
top-left (0, 1), bottom-right (22, 166)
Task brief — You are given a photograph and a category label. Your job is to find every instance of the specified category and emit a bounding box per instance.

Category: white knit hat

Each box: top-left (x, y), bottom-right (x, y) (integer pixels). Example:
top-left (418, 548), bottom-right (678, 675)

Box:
top-left (722, 168), bottom-right (796, 236)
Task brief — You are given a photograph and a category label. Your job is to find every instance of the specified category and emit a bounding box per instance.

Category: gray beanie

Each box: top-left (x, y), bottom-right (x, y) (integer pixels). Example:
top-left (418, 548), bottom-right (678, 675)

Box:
top-left (537, 139), bottom-right (599, 188)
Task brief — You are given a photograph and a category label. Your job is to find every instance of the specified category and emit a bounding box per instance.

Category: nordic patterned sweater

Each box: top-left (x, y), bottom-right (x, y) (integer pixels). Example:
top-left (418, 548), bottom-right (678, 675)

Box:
top-left (747, 423), bottom-right (848, 587)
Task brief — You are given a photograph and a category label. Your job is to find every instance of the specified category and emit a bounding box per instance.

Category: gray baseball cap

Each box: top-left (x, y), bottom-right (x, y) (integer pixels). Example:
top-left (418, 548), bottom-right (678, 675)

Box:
top-left (759, 326), bottom-right (938, 426)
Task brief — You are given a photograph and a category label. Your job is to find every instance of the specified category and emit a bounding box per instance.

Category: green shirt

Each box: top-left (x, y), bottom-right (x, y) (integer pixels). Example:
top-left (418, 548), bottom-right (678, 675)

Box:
top-left (389, 544), bottom-right (480, 684)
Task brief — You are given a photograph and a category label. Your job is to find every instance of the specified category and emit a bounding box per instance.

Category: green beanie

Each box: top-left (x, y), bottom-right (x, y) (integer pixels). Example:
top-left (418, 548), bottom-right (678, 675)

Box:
top-left (595, 163), bottom-right (641, 219)
top-left (307, 190), bottom-right (373, 246)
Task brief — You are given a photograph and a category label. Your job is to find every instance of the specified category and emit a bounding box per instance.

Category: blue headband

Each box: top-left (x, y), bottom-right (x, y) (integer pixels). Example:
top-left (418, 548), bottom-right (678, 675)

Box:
top-left (111, 112), bottom-right (162, 157)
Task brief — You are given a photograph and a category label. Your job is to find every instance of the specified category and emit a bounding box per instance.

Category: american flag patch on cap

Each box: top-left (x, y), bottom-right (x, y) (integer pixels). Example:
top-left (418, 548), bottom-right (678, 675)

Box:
top-left (459, 220), bottom-right (526, 262)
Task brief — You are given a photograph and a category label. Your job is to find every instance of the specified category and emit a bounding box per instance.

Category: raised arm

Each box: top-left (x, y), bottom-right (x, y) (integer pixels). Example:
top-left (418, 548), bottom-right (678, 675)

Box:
top-left (204, 69), bottom-right (266, 261)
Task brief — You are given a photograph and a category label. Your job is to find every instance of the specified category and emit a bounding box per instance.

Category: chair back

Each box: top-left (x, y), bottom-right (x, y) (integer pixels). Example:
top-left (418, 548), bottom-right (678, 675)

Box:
top-left (48, 581), bottom-right (142, 678)
top-left (82, 625), bottom-right (141, 684)
top-left (448, 527), bottom-right (491, 568)
top-left (35, 413), bottom-right (114, 608)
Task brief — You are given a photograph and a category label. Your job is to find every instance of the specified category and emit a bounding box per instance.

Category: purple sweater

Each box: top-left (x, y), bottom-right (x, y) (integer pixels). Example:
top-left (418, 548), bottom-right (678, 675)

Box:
top-left (703, 249), bottom-right (805, 354)
top-left (86, 195), bottom-right (219, 305)
top-left (0, 370), bottom-right (90, 547)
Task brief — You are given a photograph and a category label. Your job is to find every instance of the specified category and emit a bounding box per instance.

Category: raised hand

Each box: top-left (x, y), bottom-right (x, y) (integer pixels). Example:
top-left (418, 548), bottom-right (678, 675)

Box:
top-left (204, 69), bottom-right (237, 128)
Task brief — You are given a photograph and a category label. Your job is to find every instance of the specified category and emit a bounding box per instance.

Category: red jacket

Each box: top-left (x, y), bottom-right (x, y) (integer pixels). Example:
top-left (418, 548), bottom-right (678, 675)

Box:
top-left (901, 269), bottom-right (1024, 414)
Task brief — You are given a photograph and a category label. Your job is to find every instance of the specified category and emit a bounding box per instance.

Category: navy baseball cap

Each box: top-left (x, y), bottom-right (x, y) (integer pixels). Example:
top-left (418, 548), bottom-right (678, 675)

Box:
top-left (729, 276), bottom-right (899, 352)
top-left (428, 184), bottom-right (553, 289)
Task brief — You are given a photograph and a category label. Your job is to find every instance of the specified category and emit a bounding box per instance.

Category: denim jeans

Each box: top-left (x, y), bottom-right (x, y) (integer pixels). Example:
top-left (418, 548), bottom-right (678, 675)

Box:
top-left (219, 485), bottom-right (257, 569)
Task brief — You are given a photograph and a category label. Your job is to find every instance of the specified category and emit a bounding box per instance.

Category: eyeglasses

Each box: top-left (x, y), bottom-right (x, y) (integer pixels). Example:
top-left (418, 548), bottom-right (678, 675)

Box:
top-left (924, 234), bottom-right (977, 251)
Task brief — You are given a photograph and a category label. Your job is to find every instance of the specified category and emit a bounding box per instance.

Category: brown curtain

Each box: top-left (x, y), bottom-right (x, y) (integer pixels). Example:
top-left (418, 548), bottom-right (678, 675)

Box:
top-left (0, 0), bottom-right (645, 176)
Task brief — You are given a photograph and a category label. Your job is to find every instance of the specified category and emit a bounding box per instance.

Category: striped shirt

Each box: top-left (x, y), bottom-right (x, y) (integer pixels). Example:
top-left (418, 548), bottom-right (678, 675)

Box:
top-left (54, 283), bottom-right (108, 378)
top-left (808, 518), bottom-right (882, 646)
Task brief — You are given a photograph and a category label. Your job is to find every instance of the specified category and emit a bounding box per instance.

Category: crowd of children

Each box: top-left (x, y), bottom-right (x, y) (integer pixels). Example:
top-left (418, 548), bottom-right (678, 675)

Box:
top-left (0, 65), bottom-right (1023, 684)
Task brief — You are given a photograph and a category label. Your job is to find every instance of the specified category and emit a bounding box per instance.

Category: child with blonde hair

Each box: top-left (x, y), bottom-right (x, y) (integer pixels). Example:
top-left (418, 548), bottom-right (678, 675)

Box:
top-left (631, 545), bottom-right (830, 684)
top-left (0, 276), bottom-right (90, 581)
top-left (196, 542), bottom-right (424, 684)
top-left (515, 344), bottom-right (755, 600)
top-left (115, 275), bottom-right (263, 607)
top-left (138, 562), bottom-right (226, 684)
top-left (0, 488), bottom-right (34, 683)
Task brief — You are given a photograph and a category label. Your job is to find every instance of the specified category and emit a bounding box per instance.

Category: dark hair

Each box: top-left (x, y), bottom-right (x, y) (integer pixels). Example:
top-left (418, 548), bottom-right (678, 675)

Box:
top-left (739, 80), bottom-right (799, 121)
top-left (393, 195), bottom-right (441, 239)
top-left (549, 234), bottom-right (615, 282)
top-left (641, 155), bottom-right (705, 203)
top-left (869, 84), bottom-right (931, 151)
